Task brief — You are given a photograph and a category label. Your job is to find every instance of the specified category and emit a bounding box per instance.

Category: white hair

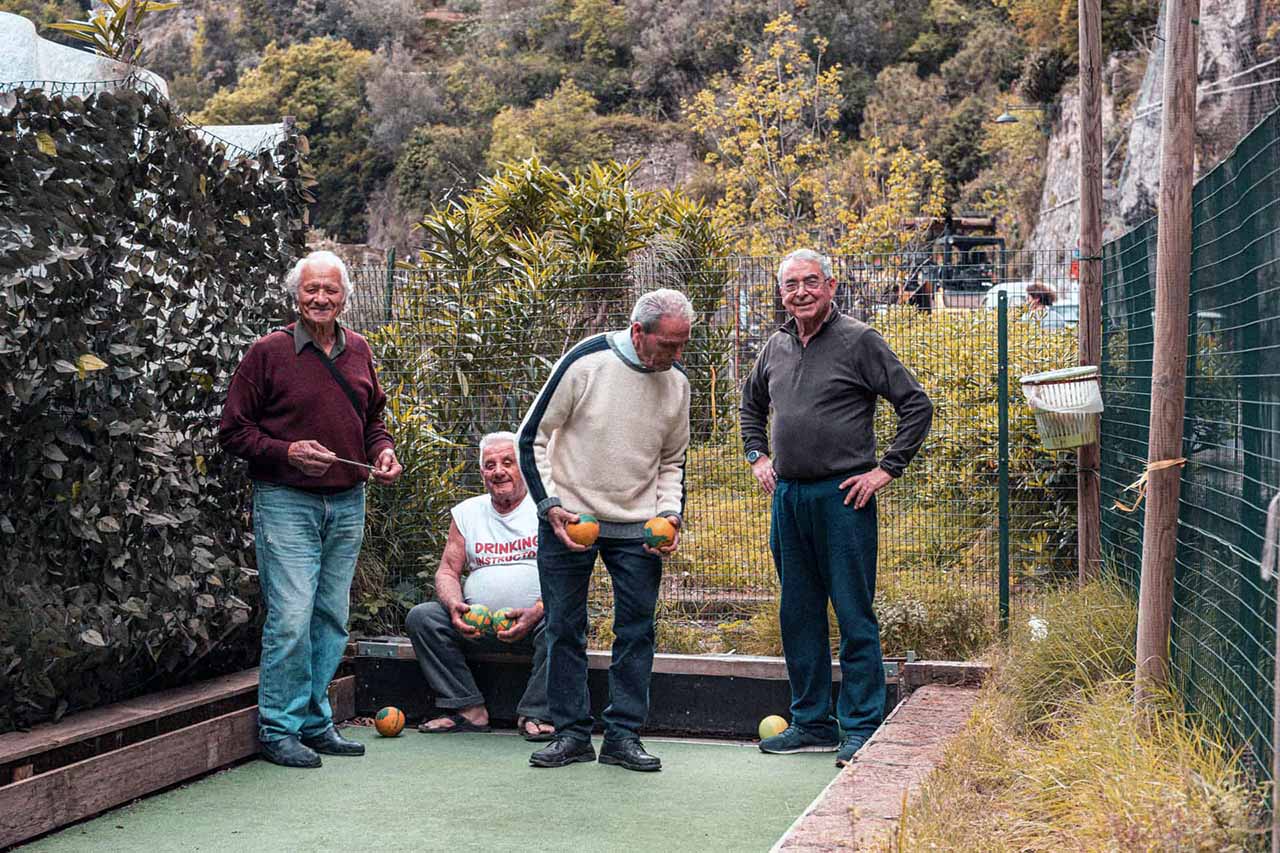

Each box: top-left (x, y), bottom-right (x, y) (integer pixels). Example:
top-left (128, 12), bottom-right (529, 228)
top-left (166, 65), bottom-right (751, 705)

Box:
top-left (777, 249), bottom-right (833, 283)
top-left (479, 431), bottom-right (518, 462)
top-left (285, 250), bottom-right (354, 300)
top-left (630, 288), bottom-right (694, 331)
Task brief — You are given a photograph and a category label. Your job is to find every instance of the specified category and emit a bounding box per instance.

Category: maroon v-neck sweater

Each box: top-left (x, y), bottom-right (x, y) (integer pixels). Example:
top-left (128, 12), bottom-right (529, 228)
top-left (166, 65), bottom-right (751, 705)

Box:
top-left (218, 324), bottom-right (394, 493)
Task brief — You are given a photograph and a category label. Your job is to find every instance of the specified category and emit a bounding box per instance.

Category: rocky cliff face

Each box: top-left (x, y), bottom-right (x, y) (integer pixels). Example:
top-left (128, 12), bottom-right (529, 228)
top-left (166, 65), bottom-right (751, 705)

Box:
top-left (1025, 83), bottom-right (1116, 257)
top-left (1029, 0), bottom-right (1277, 251)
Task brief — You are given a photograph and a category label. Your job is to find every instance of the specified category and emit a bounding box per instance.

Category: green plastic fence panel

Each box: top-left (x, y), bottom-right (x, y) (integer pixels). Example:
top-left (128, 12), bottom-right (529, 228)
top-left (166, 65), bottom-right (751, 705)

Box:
top-left (1101, 108), bottom-right (1280, 777)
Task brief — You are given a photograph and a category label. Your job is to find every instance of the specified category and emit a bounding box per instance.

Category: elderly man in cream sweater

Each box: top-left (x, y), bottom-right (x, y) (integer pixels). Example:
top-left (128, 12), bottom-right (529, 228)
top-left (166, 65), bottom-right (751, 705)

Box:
top-left (517, 289), bottom-right (692, 773)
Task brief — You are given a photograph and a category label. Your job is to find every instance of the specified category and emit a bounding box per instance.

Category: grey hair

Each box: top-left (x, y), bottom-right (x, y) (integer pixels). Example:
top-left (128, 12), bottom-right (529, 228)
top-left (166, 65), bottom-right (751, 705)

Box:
top-left (777, 249), bottom-right (833, 284)
top-left (479, 431), bottom-right (518, 462)
top-left (285, 250), bottom-right (354, 300)
top-left (630, 288), bottom-right (694, 331)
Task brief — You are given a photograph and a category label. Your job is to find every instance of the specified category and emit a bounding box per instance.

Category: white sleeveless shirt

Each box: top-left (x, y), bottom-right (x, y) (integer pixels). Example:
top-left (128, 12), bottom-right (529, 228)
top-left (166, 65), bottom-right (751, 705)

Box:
top-left (452, 492), bottom-right (541, 611)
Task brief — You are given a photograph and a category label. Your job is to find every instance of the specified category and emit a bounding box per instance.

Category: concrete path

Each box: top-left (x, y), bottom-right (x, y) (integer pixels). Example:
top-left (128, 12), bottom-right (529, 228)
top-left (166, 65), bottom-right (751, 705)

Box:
top-left (773, 683), bottom-right (982, 850)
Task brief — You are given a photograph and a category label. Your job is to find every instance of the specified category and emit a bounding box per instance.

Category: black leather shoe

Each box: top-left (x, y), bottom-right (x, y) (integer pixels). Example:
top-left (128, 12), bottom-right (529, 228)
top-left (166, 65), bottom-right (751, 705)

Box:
top-left (301, 727), bottom-right (366, 756)
top-left (599, 738), bottom-right (661, 772)
top-left (529, 736), bottom-right (596, 768)
top-left (260, 736), bottom-right (322, 768)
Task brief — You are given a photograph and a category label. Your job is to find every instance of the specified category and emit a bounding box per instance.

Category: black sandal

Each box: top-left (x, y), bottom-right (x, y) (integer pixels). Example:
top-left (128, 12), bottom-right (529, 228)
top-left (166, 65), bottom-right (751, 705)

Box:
top-left (417, 712), bottom-right (491, 734)
top-left (519, 716), bottom-right (556, 742)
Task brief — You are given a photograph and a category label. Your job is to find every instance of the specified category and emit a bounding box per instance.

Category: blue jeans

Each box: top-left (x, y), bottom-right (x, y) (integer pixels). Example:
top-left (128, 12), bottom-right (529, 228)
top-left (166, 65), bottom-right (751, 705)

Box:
top-left (770, 476), bottom-right (883, 741)
top-left (537, 521), bottom-right (662, 742)
top-left (253, 481), bottom-right (365, 742)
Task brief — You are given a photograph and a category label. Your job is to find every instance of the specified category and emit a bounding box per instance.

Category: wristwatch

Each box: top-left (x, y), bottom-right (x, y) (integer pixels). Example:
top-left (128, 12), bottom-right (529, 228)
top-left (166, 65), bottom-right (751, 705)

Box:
top-left (746, 450), bottom-right (764, 464)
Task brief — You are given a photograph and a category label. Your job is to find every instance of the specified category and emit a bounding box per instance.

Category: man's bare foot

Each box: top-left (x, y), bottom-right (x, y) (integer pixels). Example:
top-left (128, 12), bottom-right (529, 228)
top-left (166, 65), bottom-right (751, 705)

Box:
top-left (519, 716), bottom-right (556, 741)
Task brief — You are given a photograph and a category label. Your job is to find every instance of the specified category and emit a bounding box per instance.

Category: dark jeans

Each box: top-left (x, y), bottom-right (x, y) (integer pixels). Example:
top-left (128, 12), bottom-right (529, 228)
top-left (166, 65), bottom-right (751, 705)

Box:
top-left (770, 476), bottom-right (883, 741)
top-left (404, 600), bottom-right (550, 720)
top-left (537, 521), bottom-right (662, 742)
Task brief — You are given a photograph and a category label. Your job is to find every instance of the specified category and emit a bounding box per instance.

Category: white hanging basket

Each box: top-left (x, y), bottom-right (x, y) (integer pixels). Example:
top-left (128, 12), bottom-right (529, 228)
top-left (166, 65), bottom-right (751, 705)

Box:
top-left (1020, 365), bottom-right (1103, 450)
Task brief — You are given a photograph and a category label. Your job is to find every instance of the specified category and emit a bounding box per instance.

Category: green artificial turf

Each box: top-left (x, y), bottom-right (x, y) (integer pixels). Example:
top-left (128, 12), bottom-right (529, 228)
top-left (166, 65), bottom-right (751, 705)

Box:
top-left (24, 727), bottom-right (838, 852)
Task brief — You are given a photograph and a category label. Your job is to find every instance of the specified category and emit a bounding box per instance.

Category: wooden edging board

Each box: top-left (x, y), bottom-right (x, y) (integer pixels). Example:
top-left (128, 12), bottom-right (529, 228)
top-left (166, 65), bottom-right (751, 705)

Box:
top-left (0, 669), bottom-right (261, 771)
top-left (357, 638), bottom-right (850, 682)
top-left (0, 675), bottom-right (354, 849)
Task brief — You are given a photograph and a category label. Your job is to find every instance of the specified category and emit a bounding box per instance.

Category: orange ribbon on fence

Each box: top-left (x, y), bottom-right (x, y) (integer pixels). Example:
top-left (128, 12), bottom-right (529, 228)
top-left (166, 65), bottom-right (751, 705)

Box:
top-left (1111, 457), bottom-right (1188, 513)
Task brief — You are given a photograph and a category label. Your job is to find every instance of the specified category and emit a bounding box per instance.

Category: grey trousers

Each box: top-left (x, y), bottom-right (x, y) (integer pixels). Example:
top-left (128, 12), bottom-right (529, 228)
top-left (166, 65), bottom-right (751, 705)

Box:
top-left (404, 601), bottom-right (551, 720)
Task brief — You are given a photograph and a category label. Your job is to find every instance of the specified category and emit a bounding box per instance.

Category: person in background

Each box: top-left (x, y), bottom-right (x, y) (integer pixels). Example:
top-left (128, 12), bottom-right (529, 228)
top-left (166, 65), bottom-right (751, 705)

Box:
top-left (1025, 281), bottom-right (1058, 311)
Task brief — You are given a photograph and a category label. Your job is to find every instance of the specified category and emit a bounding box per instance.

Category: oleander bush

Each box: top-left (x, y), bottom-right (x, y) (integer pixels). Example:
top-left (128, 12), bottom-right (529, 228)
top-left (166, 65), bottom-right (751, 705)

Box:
top-left (0, 85), bottom-right (308, 732)
top-left (349, 157), bottom-right (733, 633)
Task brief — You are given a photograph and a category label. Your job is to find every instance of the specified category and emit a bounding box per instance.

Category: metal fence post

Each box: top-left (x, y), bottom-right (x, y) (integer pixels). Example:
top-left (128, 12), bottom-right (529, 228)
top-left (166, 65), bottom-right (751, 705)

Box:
top-left (384, 247), bottom-right (396, 323)
top-left (998, 291), bottom-right (1011, 634)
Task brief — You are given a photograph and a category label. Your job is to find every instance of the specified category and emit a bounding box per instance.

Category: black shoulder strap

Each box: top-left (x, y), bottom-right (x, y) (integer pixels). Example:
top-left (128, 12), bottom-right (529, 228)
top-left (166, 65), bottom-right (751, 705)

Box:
top-left (278, 326), bottom-right (366, 424)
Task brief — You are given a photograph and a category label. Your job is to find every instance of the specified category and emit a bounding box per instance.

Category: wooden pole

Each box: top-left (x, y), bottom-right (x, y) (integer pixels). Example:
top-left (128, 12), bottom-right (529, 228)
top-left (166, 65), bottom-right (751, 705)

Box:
top-left (1077, 0), bottom-right (1104, 585)
top-left (1134, 0), bottom-right (1198, 703)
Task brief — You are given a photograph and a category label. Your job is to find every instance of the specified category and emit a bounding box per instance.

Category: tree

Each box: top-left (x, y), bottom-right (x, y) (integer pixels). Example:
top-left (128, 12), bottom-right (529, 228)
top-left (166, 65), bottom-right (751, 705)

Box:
top-left (394, 124), bottom-right (488, 213)
top-left (861, 64), bottom-right (946, 153)
top-left (685, 13), bottom-right (844, 253)
top-left (195, 37), bottom-right (384, 241)
top-left (927, 97), bottom-right (992, 197)
top-left (568, 0), bottom-right (629, 66)
top-left (486, 80), bottom-right (612, 171)
top-left (834, 141), bottom-right (948, 256)
top-left (49, 0), bottom-right (180, 62)
top-left (961, 118), bottom-right (1044, 249)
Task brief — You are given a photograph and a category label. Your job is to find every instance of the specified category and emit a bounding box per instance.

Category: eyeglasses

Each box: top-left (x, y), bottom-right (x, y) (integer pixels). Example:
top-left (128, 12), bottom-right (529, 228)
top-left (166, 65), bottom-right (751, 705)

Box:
top-left (780, 274), bottom-right (827, 294)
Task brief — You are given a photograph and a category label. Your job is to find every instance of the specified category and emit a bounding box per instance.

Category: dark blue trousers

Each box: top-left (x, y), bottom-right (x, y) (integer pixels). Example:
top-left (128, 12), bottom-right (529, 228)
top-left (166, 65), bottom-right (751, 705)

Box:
top-left (770, 476), bottom-right (883, 740)
top-left (537, 521), bottom-right (662, 742)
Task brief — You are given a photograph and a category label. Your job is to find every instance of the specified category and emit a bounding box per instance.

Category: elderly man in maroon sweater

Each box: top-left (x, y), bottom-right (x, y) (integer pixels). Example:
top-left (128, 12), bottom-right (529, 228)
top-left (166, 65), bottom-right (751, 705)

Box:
top-left (219, 250), bottom-right (402, 768)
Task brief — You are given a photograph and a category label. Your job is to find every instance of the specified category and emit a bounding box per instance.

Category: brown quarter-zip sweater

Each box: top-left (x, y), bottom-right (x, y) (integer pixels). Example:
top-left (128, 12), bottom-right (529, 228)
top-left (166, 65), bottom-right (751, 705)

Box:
top-left (739, 308), bottom-right (933, 481)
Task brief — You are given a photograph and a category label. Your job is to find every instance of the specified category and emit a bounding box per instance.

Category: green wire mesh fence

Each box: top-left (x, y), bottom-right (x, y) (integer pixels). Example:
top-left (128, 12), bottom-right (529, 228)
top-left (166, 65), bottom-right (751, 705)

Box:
top-left (1101, 108), bottom-right (1280, 777)
top-left (343, 250), bottom-right (1080, 638)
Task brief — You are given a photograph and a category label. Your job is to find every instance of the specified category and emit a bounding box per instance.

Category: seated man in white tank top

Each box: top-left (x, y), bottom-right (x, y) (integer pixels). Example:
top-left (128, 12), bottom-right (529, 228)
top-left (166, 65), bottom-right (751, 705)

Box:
top-left (404, 432), bottom-right (553, 740)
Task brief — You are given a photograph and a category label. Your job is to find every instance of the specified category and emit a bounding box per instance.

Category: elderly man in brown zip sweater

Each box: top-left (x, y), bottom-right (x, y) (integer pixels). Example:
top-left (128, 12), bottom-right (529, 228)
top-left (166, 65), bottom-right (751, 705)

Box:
top-left (740, 248), bottom-right (933, 768)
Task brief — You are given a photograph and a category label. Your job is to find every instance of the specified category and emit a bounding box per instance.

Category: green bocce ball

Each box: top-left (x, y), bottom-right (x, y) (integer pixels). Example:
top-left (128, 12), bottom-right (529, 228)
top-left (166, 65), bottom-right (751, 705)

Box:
top-left (491, 607), bottom-right (515, 635)
top-left (462, 603), bottom-right (492, 633)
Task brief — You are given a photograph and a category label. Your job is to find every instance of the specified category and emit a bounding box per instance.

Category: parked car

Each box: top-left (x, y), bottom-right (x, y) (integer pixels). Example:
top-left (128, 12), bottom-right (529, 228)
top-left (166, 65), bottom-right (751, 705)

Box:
top-left (982, 281), bottom-right (1079, 330)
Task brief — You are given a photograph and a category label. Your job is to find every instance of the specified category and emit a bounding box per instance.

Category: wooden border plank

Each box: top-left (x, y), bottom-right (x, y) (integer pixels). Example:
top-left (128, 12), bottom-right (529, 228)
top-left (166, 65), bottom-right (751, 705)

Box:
top-left (359, 638), bottom-right (847, 682)
top-left (329, 674), bottom-right (355, 722)
top-left (0, 669), bottom-right (259, 766)
top-left (0, 676), bottom-right (355, 848)
top-left (0, 706), bottom-right (258, 848)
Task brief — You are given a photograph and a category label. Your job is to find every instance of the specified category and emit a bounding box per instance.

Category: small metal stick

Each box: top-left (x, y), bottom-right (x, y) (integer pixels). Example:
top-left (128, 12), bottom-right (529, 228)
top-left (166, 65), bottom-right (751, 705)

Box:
top-left (334, 456), bottom-right (376, 470)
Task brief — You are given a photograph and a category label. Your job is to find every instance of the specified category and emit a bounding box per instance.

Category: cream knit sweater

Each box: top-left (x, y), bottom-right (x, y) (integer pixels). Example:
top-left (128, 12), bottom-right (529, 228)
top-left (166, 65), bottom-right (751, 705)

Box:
top-left (517, 331), bottom-right (690, 537)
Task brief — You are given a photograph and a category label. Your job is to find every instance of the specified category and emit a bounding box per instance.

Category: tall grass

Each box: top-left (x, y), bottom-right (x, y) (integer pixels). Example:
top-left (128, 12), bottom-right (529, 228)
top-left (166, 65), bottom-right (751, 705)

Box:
top-left (875, 580), bottom-right (1268, 851)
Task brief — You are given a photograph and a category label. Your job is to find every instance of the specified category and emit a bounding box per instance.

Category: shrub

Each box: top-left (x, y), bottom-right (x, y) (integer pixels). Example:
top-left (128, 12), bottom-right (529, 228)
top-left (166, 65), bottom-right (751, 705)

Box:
top-left (347, 157), bottom-right (733, 633)
top-left (873, 305), bottom-right (1079, 587)
top-left (716, 578), bottom-right (993, 660)
top-left (0, 86), bottom-right (307, 732)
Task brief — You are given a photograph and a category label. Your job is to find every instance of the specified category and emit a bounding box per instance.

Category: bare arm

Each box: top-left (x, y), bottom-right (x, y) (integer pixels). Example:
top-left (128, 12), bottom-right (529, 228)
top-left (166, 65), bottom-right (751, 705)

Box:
top-left (434, 519), bottom-right (479, 637)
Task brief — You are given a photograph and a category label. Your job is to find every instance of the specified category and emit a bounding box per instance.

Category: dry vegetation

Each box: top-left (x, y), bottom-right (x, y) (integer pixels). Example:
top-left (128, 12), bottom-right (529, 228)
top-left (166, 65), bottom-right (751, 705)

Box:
top-left (874, 580), bottom-right (1268, 851)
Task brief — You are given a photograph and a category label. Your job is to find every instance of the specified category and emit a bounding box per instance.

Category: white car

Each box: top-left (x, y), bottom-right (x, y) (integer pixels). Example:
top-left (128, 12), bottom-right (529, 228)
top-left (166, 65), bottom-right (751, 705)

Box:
top-left (982, 281), bottom-right (1079, 330)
